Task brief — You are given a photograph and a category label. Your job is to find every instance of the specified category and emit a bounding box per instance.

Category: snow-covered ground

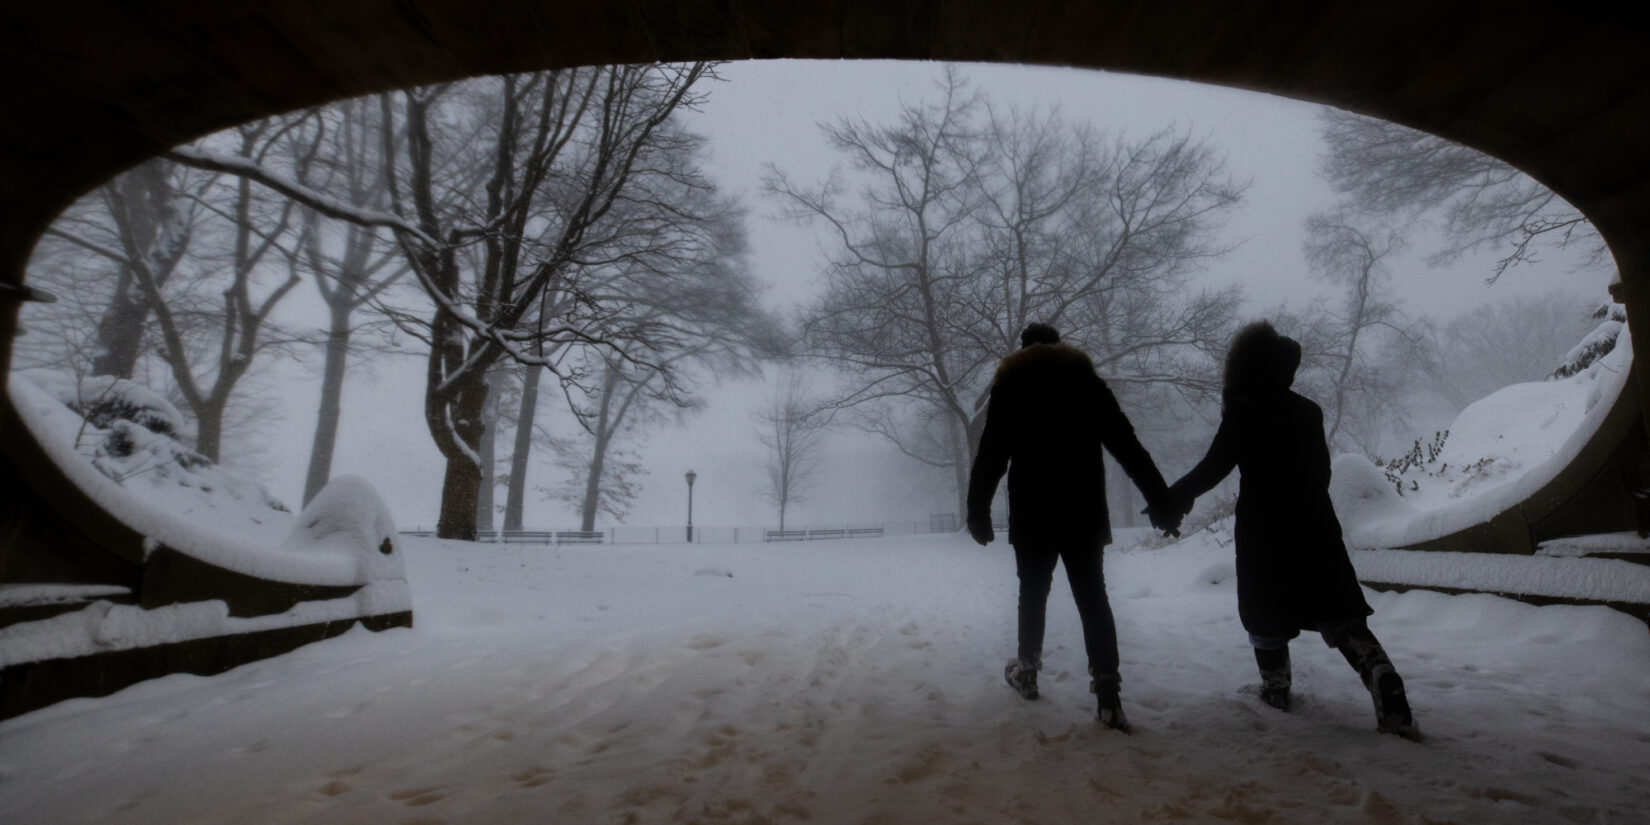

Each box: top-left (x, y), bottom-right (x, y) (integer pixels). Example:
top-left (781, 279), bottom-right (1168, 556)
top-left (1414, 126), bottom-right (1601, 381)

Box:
top-left (4, 528), bottom-right (1648, 824)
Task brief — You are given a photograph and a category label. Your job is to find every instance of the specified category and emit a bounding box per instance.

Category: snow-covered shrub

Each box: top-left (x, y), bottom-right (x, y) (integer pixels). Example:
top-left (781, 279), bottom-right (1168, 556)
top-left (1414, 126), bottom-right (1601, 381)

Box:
top-left (1374, 430), bottom-right (1452, 496)
top-left (1550, 303), bottom-right (1625, 380)
top-left (10, 370), bottom-right (289, 516)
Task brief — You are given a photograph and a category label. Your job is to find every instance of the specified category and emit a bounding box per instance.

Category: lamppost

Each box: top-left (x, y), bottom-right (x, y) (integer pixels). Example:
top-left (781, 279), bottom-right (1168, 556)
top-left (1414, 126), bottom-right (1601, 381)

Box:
top-left (685, 469), bottom-right (697, 543)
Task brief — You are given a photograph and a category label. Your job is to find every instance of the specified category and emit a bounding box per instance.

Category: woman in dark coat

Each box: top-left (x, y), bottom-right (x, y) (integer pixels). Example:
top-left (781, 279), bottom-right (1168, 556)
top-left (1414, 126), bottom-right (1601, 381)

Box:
top-left (1168, 321), bottom-right (1417, 738)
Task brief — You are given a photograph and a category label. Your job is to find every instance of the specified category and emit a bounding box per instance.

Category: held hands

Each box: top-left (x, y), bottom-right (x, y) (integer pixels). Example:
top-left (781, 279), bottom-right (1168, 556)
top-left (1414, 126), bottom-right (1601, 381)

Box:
top-left (1142, 504), bottom-right (1181, 538)
top-left (1143, 491), bottom-right (1193, 539)
top-left (966, 512), bottom-right (995, 546)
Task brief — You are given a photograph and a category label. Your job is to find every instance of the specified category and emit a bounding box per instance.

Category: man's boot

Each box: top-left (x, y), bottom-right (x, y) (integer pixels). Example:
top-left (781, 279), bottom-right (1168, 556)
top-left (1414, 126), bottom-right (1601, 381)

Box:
top-left (1254, 646), bottom-right (1291, 710)
top-left (1004, 657), bottom-right (1039, 700)
top-left (1091, 669), bottom-right (1130, 733)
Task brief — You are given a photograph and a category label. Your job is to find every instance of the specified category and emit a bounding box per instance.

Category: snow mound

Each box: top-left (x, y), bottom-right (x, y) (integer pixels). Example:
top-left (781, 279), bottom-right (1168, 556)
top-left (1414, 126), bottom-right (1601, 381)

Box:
top-left (7, 370), bottom-right (407, 589)
top-left (1331, 322), bottom-right (1634, 549)
top-left (1328, 453), bottom-right (1412, 528)
top-left (21, 369), bottom-right (187, 438)
top-left (9, 369), bottom-right (290, 538)
top-left (1552, 303), bottom-right (1625, 379)
top-left (282, 475), bottom-right (405, 583)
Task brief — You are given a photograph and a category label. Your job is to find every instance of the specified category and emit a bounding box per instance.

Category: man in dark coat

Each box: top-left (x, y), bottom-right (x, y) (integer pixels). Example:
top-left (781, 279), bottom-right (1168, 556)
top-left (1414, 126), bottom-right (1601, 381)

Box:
top-left (966, 322), bottom-right (1182, 731)
top-left (1167, 321), bottom-right (1417, 738)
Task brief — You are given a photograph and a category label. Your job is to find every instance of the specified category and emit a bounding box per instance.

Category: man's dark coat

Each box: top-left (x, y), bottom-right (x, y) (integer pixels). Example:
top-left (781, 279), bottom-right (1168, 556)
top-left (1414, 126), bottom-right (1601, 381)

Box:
top-left (1170, 388), bottom-right (1373, 637)
top-left (967, 342), bottom-right (1170, 548)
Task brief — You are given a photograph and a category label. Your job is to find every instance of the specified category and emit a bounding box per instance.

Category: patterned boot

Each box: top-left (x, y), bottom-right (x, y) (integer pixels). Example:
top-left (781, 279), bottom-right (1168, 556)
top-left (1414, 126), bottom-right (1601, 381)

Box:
top-left (1335, 629), bottom-right (1420, 740)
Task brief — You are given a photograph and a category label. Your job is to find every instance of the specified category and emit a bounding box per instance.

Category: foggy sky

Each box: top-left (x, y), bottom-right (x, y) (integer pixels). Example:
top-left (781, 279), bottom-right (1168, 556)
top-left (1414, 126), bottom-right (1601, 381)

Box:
top-left (240, 60), bottom-right (1612, 533)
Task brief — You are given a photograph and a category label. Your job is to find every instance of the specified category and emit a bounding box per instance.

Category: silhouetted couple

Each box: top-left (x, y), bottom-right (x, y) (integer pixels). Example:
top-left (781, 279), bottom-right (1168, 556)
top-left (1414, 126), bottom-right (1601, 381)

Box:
top-left (966, 321), bottom-right (1417, 739)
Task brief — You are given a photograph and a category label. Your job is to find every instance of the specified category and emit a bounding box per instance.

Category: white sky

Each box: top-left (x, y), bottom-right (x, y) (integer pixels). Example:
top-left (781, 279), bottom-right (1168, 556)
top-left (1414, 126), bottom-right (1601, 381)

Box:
top-left (239, 60), bottom-right (1614, 533)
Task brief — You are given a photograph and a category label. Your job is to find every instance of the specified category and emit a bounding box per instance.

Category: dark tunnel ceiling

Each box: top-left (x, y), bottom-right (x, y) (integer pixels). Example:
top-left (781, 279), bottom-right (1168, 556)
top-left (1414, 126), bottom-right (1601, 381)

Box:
top-left (3, 1), bottom-right (1649, 307)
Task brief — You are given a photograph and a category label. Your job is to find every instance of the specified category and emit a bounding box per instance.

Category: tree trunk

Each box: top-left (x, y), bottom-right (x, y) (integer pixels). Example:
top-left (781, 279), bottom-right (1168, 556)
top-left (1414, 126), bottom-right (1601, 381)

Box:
top-left (433, 369), bottom-right (489, 541)
top-left (438, 453), bottom-right (483, 541)
top-left (576, 362), bottom-right (623, 532)
top-left (476, 369), bottom-right (499, 533)
top-left (503, 364), bottom-right (541, 531)
top-left (90, 276), bottom-right (149, 379)
top-left (302, 309), bottom-right (352, 505)
top-left (94, 161), bottom-right (174, 379)
top-left (580, 432), bottom-right (608, 532)
top-left (195, 403), bottom-right (225, 464)
top-left (948, 415), bottom-right (971, 521)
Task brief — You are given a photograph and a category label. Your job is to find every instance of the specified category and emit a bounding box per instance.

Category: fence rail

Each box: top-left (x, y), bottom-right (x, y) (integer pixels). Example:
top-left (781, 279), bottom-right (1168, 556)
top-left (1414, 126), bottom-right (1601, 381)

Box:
top-left (400, 517), bottom-right (967, 545)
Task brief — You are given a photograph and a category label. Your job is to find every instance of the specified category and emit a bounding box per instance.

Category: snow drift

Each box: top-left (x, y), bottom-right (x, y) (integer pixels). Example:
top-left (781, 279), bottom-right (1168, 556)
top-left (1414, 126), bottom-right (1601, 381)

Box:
top-left (8, 370), bottom-right (406, 588)
top-left (1330, 321), bottom-right (1633, 549)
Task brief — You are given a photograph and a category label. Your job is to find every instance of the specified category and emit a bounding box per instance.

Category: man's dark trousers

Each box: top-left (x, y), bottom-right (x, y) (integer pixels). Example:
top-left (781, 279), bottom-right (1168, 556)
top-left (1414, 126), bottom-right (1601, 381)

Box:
top-left (1014, 541), bottom-right (1119, 681)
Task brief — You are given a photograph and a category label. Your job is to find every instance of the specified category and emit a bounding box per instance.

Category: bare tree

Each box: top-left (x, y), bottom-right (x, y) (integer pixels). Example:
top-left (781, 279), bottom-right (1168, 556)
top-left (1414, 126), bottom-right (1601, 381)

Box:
top-left (542, 354), bottom-right (667, 530)
top-left (138, 115), bottom-right (321, 461)
top-left (1318, 108), bottom-right (1606, 281)
top-left (372, 65), bottom-right (723, 540)
top-left (25, 159), bottom-right (214, 380)
top-left (160, 65), bottom-right (751, 540)
top-left (543, 236), bottom-right (779, 532)
top-left (502, 352), bottom-right (545, 531)
top-left (754, 373), bottom-right (829, 531)
top-left (32, 115), bottom-right (321, 463)
top-left (1295, 214), bottom-right (1425, 454)
top-left (498, 130), bottom-right (776, 533)
top-left (298, 97), bottom-right (409, 504)
top-left (768, 67), bottom-right (1245, 515)
top-left (766, 68), bottom-right (984, 515)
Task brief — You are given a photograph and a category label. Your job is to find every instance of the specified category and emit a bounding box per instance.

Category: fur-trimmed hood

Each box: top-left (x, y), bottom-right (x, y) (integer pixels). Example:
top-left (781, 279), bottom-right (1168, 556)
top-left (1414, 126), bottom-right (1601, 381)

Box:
top-left (969, 338), bottom-right (1168, 549)
top-left (993, 342), bottom-right (1097, 385)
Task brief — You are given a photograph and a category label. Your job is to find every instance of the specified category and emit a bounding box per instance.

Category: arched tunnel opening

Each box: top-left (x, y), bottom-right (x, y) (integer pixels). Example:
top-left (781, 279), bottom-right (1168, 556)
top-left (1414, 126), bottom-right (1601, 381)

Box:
top-left (2, 3), bottom-right (1650, 822)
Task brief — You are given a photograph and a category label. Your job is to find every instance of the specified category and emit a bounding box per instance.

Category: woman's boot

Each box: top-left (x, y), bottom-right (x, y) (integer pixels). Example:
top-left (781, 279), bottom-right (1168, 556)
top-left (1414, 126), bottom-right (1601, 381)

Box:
top-left (1334, 627), bottom-right (1419, 739)
top-left (1254, 646), bottom-right (1291, 710)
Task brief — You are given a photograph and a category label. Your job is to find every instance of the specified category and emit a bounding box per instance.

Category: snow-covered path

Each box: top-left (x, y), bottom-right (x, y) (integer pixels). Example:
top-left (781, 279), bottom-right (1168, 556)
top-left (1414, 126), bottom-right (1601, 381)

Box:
top-left (4, 530), bottom-right (1649, 824)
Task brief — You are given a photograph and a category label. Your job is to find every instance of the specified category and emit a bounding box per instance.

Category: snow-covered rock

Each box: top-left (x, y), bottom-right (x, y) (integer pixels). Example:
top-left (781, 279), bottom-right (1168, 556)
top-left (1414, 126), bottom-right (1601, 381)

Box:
top-left (282, 475), bottom-right (405, 584)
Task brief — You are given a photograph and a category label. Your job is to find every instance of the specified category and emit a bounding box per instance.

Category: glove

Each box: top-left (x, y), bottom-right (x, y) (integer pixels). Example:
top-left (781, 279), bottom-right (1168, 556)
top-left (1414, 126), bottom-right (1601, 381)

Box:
top-left (966, 512), bottom-right (995, 546)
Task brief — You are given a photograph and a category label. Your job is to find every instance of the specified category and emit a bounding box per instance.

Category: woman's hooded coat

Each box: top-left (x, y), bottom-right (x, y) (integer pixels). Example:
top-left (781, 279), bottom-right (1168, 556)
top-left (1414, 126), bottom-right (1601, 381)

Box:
top-left (1169, 322), bottom-right (1372, 637)
top-left (967, 340), bottom-right (1169, 548)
